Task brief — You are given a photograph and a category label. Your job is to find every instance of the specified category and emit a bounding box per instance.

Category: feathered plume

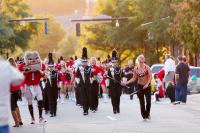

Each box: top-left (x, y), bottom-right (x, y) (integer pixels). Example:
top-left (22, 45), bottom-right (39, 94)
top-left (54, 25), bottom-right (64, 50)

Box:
top-left (112, 50), bottom-right (117, 59)
top-left (82, 47), bottom-right (88, 60)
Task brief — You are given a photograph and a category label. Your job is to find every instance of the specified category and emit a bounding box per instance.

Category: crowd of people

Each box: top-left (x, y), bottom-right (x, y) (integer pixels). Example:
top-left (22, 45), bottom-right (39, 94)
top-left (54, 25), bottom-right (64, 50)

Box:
top-left (0, 47), bottom-right (191, 133)
top-left (152, 55), bottom-right (190, 104)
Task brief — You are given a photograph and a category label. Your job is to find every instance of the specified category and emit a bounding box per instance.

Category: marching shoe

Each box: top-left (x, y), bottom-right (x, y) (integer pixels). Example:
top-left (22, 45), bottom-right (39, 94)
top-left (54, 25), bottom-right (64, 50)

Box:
top-left (39, 117), bottom-right (47, 123)
top-left (30, 118), bottom-right (35, 124)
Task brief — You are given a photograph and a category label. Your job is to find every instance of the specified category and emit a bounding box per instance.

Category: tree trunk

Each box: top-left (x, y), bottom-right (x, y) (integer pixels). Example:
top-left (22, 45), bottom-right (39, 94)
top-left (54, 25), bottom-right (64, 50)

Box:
top-left (189, 51), bottom-right (193, 66)
top-left (144, 43), bottom-right (150, 65)
top-left (194, 53), bottom-right (198, 67)
top-left (156, 42), bottom-right (159, 63)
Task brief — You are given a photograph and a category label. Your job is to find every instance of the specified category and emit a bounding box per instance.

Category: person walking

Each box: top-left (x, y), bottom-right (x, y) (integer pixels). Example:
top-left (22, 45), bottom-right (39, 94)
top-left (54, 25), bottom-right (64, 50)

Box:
top-left (107, 50), bottom-right (124, 114)
top-left (76, 47), bottom-right (92, 115)
top-left (123, 55), bottom-right (152, 120)
top-left (90, 57), bottom-right (100, 112)
top-left (46, 64), bottom-right (59, 117)
top-left (0, 56), bottom-right (24, 133)
top-left (124, 60), bottom-right (135, 100)
top-left (174, 56), bottom-right (190, 104)
top-left (8, 58), bottom-right (24, 127)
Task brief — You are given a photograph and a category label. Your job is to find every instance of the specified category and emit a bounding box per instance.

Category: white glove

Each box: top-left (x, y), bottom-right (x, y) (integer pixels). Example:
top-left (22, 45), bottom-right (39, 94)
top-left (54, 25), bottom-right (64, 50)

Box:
top-left (90, 78), bottom-right (94, 84)
top-left (75, 78), bottom-right (80, 84)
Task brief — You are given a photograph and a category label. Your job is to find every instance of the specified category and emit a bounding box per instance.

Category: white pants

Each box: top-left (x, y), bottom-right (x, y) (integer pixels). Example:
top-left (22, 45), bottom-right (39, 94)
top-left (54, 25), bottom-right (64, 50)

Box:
top-left (25, 85), bottom-right (43, 105)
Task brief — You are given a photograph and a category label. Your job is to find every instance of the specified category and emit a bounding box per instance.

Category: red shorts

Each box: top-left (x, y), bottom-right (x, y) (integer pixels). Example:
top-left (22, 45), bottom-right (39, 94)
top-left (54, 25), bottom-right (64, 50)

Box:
top-left (100, 78), bottom-right (106, 86)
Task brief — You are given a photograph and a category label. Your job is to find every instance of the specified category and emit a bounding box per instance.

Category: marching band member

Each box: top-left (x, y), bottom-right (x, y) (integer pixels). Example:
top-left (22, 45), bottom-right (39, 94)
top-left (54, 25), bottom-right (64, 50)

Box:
top-left (76, 47), bottom-right (92, 115)
top-left (107, 50), bottom-right (124, 114)
top-left (90, 57), bottom-right (100, 112)
top-left (46, 63), bottom-right (59, 117)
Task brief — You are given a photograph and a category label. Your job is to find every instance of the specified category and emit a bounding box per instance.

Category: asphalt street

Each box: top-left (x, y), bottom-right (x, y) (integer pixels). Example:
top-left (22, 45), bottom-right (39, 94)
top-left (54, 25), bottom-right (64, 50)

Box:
top-left (10, 94), bottom-right (200, 133)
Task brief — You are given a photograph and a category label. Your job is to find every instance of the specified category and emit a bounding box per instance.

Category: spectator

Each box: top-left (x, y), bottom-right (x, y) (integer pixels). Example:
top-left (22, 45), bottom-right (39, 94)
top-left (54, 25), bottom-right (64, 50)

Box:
top-left (174, 56), bottom-right (190, 104)
top-left (165, 81), bottom-right (175, 103)
top-left (8, 58), bottom-right (24, 127)
top-left (154, 74), bottom-right (164, 102)
top-left (164, 54), bottom-right (176, 90)
top-left (0, 56), bottom-right (24, 133)
top-left (183, 56), bottom-right (189, 65)
top-left (124, 60), bottom-right (135, 100)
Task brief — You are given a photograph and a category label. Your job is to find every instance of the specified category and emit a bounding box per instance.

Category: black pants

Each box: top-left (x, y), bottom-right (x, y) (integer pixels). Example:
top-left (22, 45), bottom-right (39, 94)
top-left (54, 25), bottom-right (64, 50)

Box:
top-left (42, 87), bottom-right (49, 112)
top-left (11, 90), bottom-right (20, 111)
top-left (166, 86), bottom-right (175, 103)
top-left (48, 86), bottom-right (58, 115)
top-left (81, 85), bottom-right (90, 113)
top-left (110, 85), bottom-right (122, 112)
top-left (137, 84), bottom-right (151, 119)
top-left (99, 85), bottom-right (103, 98)
top-left (90, 80), bottom-right (99, 111)
top-left (75, 84), bottom-right (82, 105)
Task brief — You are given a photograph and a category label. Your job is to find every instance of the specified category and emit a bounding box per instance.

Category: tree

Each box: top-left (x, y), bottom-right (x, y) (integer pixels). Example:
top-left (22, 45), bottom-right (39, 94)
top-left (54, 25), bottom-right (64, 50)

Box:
top-left (1, 0), bottom-right (38, 52)
top-left (138, 0), bottom-right (174, 64)
top-left (81, 0), bottom-right (143, 63)
top-left (170, 0), bottom-right (200, 66)
top-left (57, 34), bottom-right (80, 58)
top-left (0, 15), bottom-right (15, 56)
top-left (81, 0), bottom-right (176, 64)
top-left (28, 16), bottom-right (66, 59)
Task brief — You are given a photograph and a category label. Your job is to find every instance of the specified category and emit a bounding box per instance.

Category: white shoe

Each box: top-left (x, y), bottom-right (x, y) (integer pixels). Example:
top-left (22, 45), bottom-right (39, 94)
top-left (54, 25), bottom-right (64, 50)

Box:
top-left (30, 118), bottom-right (35, 124)
top-left (61, 100), bottom-right (65, 104)
top-left (147, 115), bottom-right (151, 120)
top-left (103, 99), bottom-right (108, 103)
top-left (180, 102), bottom-right (186, 105)
top-left (143, 119), bottom-right (147, 122)
top-left (57, 98), bottom-right (60, 102)
top-left (39, 117), bottom-right (47, 123)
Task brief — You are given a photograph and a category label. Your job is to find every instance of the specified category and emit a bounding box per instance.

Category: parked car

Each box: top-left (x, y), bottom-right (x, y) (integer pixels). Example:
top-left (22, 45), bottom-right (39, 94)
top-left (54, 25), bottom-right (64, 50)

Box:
top-left (187, 66), bottom-right (200, 94)
top-left (150, 64), bottom-right (164, 74)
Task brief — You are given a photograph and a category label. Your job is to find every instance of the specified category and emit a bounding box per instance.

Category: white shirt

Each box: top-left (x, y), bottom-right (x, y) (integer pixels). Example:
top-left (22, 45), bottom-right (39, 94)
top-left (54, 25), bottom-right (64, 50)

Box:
top-left (0, 59), bottom-right (24, 126)
top-left (164, 58), bottom-right (175, 75)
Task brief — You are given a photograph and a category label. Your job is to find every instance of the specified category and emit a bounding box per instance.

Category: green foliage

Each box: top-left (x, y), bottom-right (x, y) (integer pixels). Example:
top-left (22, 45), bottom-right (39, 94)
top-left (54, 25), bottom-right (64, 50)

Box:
top-left (81, 0), bottom-right (144, 63)
top-left (28, 16), bottom-right (66, 59)
top-left (81, 0), bottom-right (175, 64)
top-left (1, 0), bottom-right (38, 53)
top-left (170, 0), bottom-right (200, 54)
top-left (81, 0), bottom-right (200, 65)
top-left (0, 15), bottom-right (15, 51)
top-left (57, 34), bottom-right (80, 58)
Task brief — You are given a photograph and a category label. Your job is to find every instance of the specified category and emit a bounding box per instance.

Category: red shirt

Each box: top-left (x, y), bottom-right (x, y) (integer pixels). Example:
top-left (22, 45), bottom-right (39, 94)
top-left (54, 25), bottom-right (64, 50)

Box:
top-left (24, 71), bottom-right (44, 86)
top-left (158, 86), bottom-right (164, 97)
top-left (42, 64), bottom-right (46, 71)
top-left (157, 69), bottom-right (165, 82)
top-left (10, 82), bottom-right (25, 92)
top-left (66, 60), bottom-right (74, 67)
top-left (59, 72), bottom-right (66, 82)
top-left (55, 64), bottom-right (61, 70)
top-left (92, 65), bottom-right (99, 76)
top-left (17, 63), bottom-right (25, 72)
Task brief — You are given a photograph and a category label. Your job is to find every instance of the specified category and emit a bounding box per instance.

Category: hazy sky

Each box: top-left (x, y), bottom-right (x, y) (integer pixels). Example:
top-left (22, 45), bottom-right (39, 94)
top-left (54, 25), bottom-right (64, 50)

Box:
top-left (24, 0), bottom-right (87, 16)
